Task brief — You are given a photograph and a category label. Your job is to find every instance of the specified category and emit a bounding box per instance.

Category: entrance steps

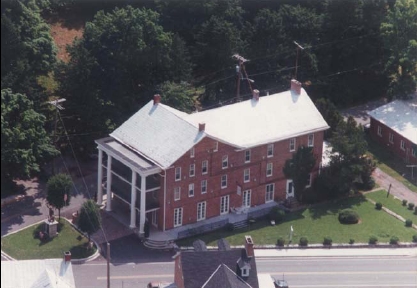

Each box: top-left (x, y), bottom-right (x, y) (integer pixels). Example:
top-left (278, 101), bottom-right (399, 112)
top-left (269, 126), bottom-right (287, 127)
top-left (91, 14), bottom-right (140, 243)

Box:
top-left (143, 238), bottom-right (174, 250)
top-left (232, 219), bottom-right (248, 230)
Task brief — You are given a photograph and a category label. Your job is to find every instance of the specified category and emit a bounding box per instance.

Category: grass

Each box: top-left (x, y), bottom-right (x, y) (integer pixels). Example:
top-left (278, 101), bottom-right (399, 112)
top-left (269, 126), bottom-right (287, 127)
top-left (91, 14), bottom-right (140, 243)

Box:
top-left (177, 196), bottom-right (417, 247)
top-left (364, 190), bottom-right (417, 221)
top-left (365, 135), bottom-right (417, 193)
top-left (1, 219), bottom-right (96, 260)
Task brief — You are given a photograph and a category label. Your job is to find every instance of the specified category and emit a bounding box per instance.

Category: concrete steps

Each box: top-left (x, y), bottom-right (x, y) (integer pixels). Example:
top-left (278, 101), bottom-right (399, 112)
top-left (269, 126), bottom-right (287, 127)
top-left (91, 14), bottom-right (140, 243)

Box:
top-left (232, 219), bottom-right (248, 230)
top-left (143, 238), bottom-right (174, 250)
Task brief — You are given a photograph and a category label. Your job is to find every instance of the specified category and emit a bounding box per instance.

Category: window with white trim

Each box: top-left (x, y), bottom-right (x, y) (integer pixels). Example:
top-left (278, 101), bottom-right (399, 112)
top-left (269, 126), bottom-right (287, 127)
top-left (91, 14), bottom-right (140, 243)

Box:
top-left (201, 179), bottom-right (207, 194)
top-left (222, 155), bottom-right (228, 169)
top-left (267, 144), bottom-right (274, 157)
top-left (174, 208), bottom-right (183, 227)
top-left (244, 168), bottom-right (250, 183)
top-left (266, 162), bottom-right (273, 177)
top-left (175, 167), bottom-right (181, 181)
top-left (245, 150), bottom-right (251, 163)
top-left (306, 173), bottom-right (311, 188)
top-left (377, 126), bottom-right (382, 136)
top-left (308, 134), bottom-right (314, 147)
top-left (220, 195), bottom-right (229, 215)
top-left (189, 164), bottom-right (195, 177)
top-left (265, 183), bottom-right (274, 202)
top-left (221, 175), bottom-right (227, 189)
top-left (174, 187), bottom-right (181, 201)
top-left (202, 160), bottom-right (208, 175)
top-left (290, 138), bottom-right (296, 152)
top-left (214, 141), bottom-right (218, 152)
top-left (197, 201), bottom-right (206, 221)
top-left (241, 268), bottom-right (249, 277)
top-left (242, 190), bottom-right (251, 207)
top-left (389, 133), bottom-right (394, 144)
top-left (400, 140), bottom-right (405, 150)
top-left (188, 183), bottom-right (194, 197)
top-left (190, 147), bottom-right (195, 158)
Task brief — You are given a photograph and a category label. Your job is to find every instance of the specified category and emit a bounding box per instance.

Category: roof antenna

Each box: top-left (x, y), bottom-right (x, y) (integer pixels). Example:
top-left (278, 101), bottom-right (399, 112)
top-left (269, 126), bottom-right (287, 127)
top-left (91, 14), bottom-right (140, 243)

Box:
top-left (293, 41), bottom-right (304, 80)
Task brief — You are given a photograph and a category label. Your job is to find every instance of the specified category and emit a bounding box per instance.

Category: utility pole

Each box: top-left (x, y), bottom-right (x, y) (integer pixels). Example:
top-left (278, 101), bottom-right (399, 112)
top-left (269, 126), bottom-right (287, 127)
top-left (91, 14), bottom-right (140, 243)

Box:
top-left (48, 98), bottom-right (66, 174)
top-left (232, 54), bottom-right (254, 102)
top-left (293, 41), bottom-right (304, 80)
top-left (107, 242), bottom-right (111, 288)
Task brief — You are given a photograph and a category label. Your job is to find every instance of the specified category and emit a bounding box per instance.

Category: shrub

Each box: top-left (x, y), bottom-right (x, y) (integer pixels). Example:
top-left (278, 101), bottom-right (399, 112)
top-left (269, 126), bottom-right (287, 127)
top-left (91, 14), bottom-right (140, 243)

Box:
top-left (414, 206), bottom-right (417, 215)
top-left (277, 237), bottom-right (285, 247)
top-left (405, 219), bottom-right (413, 227)
top-left (375, 202), bottom-right (382, 210)
top-left (389, 236), bottom-right (399, 245)
top-left (369, 235), bottom-right (378, 244)
top-left (299, 237), bottom-right (308, 247)
top-left (349, 238), bottom-right (355, 245)
top-left (338, 209), bottom-right (359, 224)
top-left (402, 199), bottom-right (407, 206)
top-left (323, 237), bottom-right (332, 245)
top-left (408, 203), bottom-right (415, 210)
top-left (413, 234), bottom-right (417, 243)
top-left (269, 207), bottom-right (285, 223)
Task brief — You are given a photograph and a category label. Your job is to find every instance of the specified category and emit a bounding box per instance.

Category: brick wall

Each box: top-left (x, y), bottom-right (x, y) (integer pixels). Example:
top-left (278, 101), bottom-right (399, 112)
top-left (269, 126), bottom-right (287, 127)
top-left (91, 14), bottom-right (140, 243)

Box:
top-left (370, 118), bottom-right (417, 165)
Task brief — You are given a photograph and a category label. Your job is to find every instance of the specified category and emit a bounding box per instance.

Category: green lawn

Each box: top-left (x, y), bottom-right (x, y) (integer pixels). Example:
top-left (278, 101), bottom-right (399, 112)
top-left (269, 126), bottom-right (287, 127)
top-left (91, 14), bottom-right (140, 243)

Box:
top-left (177, 196), bottom-right (417, 247)
top-left (1, 219), bottom-right (96, 260)
top-left (365, 190), bottom-right (417, 221)
top-left (366, 135), bottom-right (417, 193)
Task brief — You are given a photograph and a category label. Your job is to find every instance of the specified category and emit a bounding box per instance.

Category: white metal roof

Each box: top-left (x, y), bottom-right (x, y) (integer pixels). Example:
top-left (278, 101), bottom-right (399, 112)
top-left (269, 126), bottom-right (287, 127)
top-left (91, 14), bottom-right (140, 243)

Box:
top-left (110, 101), bottom-right (206, 169)
top-left (1, 259), bottom-right (75, 288)
top-left (186, 88), bottom-right (329, 148)
top-left (110, 88), bottom-right (329, 169)
top-left (368, 99), bottom-right (417, 144)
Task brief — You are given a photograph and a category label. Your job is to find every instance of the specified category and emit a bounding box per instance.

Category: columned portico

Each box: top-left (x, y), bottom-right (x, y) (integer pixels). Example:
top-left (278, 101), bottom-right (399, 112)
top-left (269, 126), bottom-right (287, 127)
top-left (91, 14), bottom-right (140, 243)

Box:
top-left (96, 137), bottom-right (162, 238)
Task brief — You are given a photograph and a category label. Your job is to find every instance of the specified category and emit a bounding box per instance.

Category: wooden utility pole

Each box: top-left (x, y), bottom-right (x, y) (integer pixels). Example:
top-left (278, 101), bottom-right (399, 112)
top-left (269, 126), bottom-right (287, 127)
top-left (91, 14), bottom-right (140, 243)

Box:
top-left (232, 54), bottom-right (253, 102)
top-left (107, 242), bottom-right (111, 288)
top-left (48, 98), bottom-right (66, 174)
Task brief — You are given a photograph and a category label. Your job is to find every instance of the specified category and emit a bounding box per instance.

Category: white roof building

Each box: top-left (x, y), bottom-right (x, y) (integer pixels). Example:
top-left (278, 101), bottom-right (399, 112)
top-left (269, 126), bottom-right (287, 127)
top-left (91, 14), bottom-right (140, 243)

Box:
top-left (110, 85), bottom-right (329, 169)
top-left (368, 98), bottom-right (417, 144)
top-left (1, 259), bottom-right (76, 288)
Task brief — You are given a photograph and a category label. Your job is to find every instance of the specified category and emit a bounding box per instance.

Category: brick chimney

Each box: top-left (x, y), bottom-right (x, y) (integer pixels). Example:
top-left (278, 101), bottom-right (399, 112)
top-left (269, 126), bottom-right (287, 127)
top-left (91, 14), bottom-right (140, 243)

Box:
top-left (244, 235), bottom-right (254, 258)
top-left (64, 251), bottom-right (71, 263)
top-left (252, 89), bottom-right (260, 101)
top-left (153, 94), bottom-right (161, 105)
top-left (291, 79), bottom-right (302, 95)
top-left (199, 123), bottom-right (205, 132)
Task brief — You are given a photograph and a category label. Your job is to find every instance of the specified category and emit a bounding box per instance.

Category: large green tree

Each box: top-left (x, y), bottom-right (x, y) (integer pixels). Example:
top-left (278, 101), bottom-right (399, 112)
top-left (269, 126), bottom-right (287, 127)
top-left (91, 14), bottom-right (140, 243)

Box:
top-left (381, 0), bottom-right (417, 99)
top-left (46, 173), bottom-right (72, 220)
top-left (283, 146), bottom-right (316, 202)
top-left (1, 0), bottom-right (57, 103)
top-left (78, 199), bottom-right (101, 242)
top-left (59, 6), bottom-right (192, 154)
top-left (1, 89), bottom-right (58, 196)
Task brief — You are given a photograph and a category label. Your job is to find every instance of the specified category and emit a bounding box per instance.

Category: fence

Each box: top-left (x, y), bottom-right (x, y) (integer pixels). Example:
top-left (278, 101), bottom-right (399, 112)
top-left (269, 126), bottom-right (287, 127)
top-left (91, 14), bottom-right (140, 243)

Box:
top-left (177, 219), bottom-right (229, 239)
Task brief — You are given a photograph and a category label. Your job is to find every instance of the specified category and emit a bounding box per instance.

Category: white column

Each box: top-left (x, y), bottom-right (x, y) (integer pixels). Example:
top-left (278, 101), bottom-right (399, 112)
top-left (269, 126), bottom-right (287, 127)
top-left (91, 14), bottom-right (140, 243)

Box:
top-left (130, 171), bottom-right (137, 228)
top-left (106, 155), bottom-right (112, 211)
top-left (97, 149), bottom-right (103, 205)
top-left (139, 175), bottom-right (146, 235)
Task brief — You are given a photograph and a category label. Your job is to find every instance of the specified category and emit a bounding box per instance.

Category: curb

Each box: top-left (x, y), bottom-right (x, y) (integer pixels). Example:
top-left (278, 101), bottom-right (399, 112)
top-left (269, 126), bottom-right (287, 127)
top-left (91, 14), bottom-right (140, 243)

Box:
top-left (1, 217), bottom-right (100, 263)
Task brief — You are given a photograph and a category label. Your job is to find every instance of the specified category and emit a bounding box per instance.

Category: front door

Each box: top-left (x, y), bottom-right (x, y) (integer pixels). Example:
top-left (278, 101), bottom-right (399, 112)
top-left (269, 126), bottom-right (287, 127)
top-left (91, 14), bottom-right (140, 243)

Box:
top-left (286, 180), bottom-right (294, 199)
top-left (242, 190), bottom-right (251, 207)
top-left (151, 210), bottom-right (158, 227)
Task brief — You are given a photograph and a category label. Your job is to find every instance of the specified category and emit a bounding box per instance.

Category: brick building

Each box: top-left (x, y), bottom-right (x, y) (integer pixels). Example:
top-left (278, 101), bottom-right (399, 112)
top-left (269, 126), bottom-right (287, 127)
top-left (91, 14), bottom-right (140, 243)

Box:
top-left (368, 98), bottom-right (417, 165)
top-left (95, 80), bottom-right (329, 237)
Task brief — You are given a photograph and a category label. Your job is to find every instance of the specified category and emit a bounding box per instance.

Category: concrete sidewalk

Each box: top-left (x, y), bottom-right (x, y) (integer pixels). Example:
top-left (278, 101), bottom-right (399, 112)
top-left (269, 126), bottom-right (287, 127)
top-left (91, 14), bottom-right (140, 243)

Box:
top-left (254, 247), bottom-right (417, 258)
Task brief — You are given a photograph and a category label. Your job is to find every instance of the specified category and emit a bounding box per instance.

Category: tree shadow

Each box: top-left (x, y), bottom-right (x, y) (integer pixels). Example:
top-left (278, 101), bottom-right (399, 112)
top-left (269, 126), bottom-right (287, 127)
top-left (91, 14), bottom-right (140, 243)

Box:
top-left (307, 195), bottom-right (368, 220)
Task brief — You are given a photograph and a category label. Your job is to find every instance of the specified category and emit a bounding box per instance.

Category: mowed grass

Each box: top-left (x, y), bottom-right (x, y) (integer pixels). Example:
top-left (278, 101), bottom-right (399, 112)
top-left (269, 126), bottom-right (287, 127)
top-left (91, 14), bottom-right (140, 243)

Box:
top-left (177, 196), bottom-right (417, 246)
top-left (1, 219), bottom-right (96, 260)
top-left (365, 190), bottom-right (417, 221)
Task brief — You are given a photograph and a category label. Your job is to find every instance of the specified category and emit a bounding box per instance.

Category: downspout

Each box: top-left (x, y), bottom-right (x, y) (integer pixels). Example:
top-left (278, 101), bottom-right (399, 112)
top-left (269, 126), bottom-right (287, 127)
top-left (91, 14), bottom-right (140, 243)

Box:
top-left (163, 169), bottom-right (167, 231)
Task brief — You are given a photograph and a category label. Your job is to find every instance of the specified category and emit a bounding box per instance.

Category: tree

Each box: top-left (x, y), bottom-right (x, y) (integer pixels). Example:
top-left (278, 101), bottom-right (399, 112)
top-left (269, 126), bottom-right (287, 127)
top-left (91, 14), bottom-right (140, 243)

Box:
top-left (283, 146), bottom-right (316, 202)
top-left (78, 199), bottom-right (101, 242)
top-left (156, 81), bottom-right (197, 113)
top-left (1, 0), bottom-right (57, 103)
top-left (1, 89), bottom-right (58, 196)
top-left (46, 173), bottom-right (72, 220)
top-left (381, 0), bottom-right (417, 99)
top-left (59, 6), bottom-right (192, 154)
top-left (314, 98), bottom-right (343, 139)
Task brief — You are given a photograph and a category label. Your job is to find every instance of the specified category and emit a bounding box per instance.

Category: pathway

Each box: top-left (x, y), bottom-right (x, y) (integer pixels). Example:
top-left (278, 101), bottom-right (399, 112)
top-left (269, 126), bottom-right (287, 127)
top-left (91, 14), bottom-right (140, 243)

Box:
top-left (373, 168), bottom-right (417, 204)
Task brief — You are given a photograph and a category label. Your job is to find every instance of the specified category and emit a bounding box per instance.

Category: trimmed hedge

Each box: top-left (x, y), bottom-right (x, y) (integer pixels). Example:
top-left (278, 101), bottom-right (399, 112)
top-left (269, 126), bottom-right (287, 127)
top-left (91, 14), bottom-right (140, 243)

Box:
top-left (349, 238), bottom-right (355, 244)
top-left (277, 237), bottom-right (285, 247)
top-left (375, 202), bottom-right (382, 210)
top-left (338, 209), bottom-right (359, 224)
top-left (389, 236), bottom-right (399, 245)
top-left (369, 235), bottom-right (378, 244)
top-left (408, 203), bottom-right (415, 210)
top-left (402, 199), bottom-right (407, 206)
top-left (299, 237), bottom-right (308, 247)
top-left (413, 234), bottom-right (417, 243)
top-left (405, 219), bottom-right (413, 227)
top-left (323, 237), bottom-right (332, 245)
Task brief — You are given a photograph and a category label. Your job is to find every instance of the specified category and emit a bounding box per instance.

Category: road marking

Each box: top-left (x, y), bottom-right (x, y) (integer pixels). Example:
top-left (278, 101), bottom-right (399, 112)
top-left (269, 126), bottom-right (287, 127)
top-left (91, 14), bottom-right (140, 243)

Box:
top-left (80, 262), bottom-right (174, 266)
top-left (97, 274), bottom-right (173, 280)
top-left (290, 285), bottom-right (417, 287)
top-left (265, 271), bottom-right (416, 275)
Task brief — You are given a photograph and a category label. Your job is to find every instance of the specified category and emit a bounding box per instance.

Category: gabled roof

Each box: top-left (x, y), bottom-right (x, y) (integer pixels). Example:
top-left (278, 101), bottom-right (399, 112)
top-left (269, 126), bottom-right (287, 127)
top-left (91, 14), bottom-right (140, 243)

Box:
top-left (368, 98), bottom-right (417, 144)
top-left (180, 249), bottom-right (259, 288)
top-left (1, 259), bottom-right (75, 288)
top-left (110, 101), bottom-right (206, 169)
top-left (202, 264), bottom-right (252, 288)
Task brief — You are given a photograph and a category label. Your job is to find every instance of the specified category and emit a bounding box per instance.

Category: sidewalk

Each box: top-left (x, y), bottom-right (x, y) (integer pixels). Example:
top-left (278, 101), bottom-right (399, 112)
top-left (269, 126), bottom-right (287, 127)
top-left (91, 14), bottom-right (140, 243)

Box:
top-left (254, 247), bottom-right (417, 258)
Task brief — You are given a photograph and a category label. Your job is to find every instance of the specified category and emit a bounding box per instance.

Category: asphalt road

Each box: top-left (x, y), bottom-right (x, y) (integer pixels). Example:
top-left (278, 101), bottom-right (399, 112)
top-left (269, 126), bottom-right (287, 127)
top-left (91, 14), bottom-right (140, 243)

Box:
top-left (72, 255), bottom-right (417, 288)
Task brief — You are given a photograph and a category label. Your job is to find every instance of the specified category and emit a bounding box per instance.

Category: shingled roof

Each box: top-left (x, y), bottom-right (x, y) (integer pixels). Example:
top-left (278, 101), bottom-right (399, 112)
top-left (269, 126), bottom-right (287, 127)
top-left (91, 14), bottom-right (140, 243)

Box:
top-left (202, 264), bottom-right (252, 288)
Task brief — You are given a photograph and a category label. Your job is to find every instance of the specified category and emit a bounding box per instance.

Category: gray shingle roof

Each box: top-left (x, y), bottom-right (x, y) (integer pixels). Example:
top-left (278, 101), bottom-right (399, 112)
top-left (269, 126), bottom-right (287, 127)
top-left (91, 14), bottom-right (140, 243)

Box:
top-left (202, 264), bottom-right (252, 288)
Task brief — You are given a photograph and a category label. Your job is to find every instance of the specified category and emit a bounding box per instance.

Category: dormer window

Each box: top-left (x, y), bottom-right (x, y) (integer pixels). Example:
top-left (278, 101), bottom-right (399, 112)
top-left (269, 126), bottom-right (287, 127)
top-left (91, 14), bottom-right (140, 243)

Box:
top-left (241, 267), bottom-right (249, 277)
